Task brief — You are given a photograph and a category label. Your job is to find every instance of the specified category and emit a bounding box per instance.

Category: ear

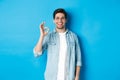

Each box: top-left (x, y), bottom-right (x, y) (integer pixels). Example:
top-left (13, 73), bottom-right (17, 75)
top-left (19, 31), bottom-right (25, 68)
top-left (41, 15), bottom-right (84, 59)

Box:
top-left (65, 18), bottom-right (67, 23)
top-left (66, 19), bottom-right (67, 22)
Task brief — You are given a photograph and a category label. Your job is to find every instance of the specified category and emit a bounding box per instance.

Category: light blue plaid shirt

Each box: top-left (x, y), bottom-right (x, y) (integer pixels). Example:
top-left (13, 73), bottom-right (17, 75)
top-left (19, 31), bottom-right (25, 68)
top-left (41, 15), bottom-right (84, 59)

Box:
top-left (34, 29), bottom-right (82, 80)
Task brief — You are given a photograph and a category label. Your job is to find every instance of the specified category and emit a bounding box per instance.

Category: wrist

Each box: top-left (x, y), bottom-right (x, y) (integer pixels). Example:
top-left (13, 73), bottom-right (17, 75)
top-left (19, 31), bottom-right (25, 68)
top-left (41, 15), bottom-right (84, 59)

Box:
top-left (75, 76), bottom-right (79, 80)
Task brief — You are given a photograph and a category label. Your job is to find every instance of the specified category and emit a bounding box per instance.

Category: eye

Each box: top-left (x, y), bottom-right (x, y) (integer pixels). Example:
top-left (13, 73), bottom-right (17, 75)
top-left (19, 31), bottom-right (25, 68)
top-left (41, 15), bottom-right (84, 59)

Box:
top-left (61, 17), bottom-right (65, 19)
top-left (55, 17), bottom-right (65, 20)
top-left (55, 17), bottom-right (59, 20)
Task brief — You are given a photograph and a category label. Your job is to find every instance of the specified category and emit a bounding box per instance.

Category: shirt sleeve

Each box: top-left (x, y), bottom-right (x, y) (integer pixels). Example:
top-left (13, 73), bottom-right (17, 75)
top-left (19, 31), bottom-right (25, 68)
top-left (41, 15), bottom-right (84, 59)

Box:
top-left (33, 48), bottom-right (42, 57)
top-left (75, 35), bottom-right (82, 66)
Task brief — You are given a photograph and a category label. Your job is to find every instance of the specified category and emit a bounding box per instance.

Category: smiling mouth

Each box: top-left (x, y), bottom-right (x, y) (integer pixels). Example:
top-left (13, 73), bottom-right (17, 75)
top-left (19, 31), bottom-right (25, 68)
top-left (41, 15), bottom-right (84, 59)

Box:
top-left (58, 23), bottom-right (62, 25)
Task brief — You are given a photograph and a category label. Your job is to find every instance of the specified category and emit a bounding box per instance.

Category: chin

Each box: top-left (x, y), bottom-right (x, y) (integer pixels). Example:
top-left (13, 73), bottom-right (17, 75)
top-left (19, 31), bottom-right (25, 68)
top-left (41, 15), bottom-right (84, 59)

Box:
top-left (57, 25), bottom-right (64, 28)
top-left (57, 26), bottom-right (64, 29)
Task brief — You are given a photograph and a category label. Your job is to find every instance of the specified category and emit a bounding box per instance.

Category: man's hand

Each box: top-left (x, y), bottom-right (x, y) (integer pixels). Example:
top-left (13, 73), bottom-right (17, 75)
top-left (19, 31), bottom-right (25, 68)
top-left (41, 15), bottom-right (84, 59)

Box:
top-left (39, 22), bottom-right (48, 37)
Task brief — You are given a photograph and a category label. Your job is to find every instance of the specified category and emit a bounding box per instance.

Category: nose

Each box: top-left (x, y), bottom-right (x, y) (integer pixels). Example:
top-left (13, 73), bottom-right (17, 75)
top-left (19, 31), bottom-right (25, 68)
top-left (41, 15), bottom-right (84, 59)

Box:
top-left (58, 18), bottom-right (62, 22)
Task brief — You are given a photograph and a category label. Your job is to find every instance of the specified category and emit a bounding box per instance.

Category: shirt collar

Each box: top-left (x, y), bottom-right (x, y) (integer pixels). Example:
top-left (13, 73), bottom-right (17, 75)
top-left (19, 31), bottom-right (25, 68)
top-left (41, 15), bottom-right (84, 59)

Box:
top-left (53, 28), bottom-right (69, 34)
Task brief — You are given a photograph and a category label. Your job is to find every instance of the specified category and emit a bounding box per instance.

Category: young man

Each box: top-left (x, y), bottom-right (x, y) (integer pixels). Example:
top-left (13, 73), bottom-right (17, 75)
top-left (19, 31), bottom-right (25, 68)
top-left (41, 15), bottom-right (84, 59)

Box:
top-left (33, 8), bottom-right (82, 80)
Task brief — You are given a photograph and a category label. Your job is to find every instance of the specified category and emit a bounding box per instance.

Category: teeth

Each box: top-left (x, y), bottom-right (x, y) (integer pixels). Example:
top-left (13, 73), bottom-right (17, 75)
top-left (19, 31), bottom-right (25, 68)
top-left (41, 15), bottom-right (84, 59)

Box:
top-left (58, 23), bottom-right (62, 25)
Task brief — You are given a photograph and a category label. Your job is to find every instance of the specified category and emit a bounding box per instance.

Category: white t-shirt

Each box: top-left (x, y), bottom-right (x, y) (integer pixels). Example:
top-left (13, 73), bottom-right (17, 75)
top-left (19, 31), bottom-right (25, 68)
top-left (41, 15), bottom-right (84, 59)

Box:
top-left (57, 32), bottom-right (67, 80)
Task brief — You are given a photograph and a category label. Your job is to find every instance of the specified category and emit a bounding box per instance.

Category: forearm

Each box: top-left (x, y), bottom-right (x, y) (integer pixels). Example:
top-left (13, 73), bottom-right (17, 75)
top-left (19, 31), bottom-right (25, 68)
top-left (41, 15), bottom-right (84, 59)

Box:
top-left (75, 66), bottom-right (80, 80)
top-left (34, 35), bottom-right (44, 52)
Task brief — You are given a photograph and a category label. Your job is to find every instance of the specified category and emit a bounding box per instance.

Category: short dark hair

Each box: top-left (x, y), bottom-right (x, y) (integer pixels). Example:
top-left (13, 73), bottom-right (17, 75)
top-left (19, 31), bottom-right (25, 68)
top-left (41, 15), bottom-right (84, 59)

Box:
top-left (53, 8), bottom-right (67, 19)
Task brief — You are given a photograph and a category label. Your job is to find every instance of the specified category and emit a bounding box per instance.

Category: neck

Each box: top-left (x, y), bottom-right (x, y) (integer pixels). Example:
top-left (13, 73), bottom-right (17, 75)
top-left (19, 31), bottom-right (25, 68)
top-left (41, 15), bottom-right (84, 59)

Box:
top-left (56, 27), bottom-right (66, 33)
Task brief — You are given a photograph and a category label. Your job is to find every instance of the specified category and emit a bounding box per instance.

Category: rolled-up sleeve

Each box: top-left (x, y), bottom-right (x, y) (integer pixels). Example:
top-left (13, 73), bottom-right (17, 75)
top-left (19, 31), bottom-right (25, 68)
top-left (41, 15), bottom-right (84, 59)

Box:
top-left (75, 35), bottom-right (82, 66)
top-left (33, 48), bottom-right (42, 57)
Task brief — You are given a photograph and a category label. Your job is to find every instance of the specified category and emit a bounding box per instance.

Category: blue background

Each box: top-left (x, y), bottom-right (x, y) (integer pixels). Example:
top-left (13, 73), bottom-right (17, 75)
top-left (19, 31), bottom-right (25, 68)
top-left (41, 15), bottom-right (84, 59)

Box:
top-left (0, 0), bottom-right (120, 80)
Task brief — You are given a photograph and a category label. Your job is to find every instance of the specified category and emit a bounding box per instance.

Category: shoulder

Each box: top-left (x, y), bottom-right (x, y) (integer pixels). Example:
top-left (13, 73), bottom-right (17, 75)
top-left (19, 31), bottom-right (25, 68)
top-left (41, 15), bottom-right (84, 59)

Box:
top-left (48, 31), bottom-right (56, 36)
top-left (67, 30), bottom-right (78, 38)
top-left (45, 31), bottom-right (56, 39)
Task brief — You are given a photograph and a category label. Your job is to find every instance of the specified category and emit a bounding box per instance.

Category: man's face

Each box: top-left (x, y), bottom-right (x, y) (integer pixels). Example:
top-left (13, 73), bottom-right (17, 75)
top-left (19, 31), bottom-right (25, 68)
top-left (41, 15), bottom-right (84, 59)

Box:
top-left (54, 13), bottom-right (67, 29)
